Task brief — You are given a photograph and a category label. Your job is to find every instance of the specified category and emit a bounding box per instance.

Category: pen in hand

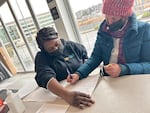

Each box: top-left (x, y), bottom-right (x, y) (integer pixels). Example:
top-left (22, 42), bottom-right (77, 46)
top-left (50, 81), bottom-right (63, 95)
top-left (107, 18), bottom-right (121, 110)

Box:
top-left (67, 68), bottom-right (73, 79)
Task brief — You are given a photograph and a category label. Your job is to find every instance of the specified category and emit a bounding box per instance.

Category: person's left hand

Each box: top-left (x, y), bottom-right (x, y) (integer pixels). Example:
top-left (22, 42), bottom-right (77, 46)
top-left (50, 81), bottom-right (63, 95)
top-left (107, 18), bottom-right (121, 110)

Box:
top-left (104, 63), bottom-right (121, 77)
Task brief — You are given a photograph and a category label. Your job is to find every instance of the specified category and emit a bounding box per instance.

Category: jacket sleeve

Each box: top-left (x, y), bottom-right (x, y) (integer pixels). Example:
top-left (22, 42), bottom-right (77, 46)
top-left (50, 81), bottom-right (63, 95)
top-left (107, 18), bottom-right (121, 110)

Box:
top-left (35, 52), bottom-right (56, 88)
top-left (122, 23), bottom-right (150, 75)
top-left (76, 34), bottom-right (102, 79)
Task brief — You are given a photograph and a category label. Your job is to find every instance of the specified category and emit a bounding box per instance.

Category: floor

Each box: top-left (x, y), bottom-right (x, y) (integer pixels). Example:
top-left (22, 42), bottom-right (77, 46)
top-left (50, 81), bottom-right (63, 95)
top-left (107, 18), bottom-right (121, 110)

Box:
top-left (0, 72), bottom-right (35, 89)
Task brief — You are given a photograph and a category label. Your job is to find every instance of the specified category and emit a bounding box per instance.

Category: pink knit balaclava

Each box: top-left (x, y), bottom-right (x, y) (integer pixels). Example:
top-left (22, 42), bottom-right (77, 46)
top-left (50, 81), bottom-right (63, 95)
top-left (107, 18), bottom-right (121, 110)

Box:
top-left (102, 0), bottom-right (134, 16)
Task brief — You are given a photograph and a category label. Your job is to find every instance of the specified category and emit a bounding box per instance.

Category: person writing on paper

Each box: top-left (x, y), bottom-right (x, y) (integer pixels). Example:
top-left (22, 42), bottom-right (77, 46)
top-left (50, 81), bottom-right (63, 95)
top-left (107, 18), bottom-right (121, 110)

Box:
top-left (34, 27), bottom-right (94, 108)
top-left (67, 0), bottom-right (150, 84)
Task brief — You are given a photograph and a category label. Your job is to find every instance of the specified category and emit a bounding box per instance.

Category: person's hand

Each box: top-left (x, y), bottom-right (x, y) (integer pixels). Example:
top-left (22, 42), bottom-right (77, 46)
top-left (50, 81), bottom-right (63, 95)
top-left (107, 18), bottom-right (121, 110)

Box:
top-left (64, 91), bottom-right (95, 109)
top-left (104, 63), bottom-right (121, 77)
top-left (66, 73), bottom-right (80, 84)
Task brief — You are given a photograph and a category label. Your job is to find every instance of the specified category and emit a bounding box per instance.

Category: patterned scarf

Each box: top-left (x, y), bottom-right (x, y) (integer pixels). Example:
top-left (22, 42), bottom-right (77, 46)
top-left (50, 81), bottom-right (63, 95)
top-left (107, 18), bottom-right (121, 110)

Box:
top-left (102, 20), bottom-right (130, 64)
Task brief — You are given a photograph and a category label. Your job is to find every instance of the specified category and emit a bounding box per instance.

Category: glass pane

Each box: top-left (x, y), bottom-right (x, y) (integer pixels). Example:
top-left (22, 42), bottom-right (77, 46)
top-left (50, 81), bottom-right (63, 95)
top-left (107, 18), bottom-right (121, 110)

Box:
top-left (0, 3), bottom-right (24, 72)
top-left (134, 0), bottom-right (150, 23)
top-left (9, 0), bottom-right (38, 71)
top-left (69, 0), bottom-right (103, 56)
top-left (30, 0), bottom-right (55, 28)
top-left (10, 0), bottom-right (39, 56)
top-left (69, 0), bottom-right (150, 56)
top-left (10, 0), bottom-right (39, 55)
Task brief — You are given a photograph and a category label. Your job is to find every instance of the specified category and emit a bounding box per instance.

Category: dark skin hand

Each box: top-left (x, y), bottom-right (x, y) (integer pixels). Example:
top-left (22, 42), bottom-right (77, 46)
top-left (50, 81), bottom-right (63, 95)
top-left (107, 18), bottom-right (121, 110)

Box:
top-left (64, 91), bottom-right (95, 109)
top-left (48, 78), bottom-right (95, 109)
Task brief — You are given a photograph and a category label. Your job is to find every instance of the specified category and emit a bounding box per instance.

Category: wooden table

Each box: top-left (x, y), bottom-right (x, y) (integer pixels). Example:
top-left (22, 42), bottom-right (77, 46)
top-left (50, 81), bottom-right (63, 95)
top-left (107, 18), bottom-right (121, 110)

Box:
top-left (67, 75), bottom-right (150, 113)
top-left (1, 74), bottom-right (150, 113)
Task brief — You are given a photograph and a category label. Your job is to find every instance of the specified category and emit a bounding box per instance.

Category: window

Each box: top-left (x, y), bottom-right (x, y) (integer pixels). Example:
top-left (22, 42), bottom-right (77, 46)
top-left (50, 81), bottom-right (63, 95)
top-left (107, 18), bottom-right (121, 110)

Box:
top-left (69, 0), bottom-right (103, 55)
top-left (0, 0), bottom-right (56, 73)
top-left (69, 0), bottom-right (150, 55)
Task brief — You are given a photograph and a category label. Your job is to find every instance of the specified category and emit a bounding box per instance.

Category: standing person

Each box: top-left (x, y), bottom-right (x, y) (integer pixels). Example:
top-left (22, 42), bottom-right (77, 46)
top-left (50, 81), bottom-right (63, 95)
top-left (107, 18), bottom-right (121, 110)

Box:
top-left (67, 0), bottom-right (150, 84)
top-left (35, 27), bottom-right (94, 108)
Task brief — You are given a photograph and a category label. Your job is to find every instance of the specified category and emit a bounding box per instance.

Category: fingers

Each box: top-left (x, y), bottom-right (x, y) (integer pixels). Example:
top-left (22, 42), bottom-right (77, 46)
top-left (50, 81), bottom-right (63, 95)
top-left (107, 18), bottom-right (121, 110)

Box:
top-left (66, 76), bottom-right (76, 84)
top-left (104, 64), bottom-right (112, 68)
top-left (72, 92), bottom-right (95, 109)
top-left (78, 96), bottom-right (95, 105)
top-left (104, 63), bottom-right (121, 77)
top-left (77, 100), bottom-right (93, 109)
top-left (79, 100), bottom-right (94, 108)
top-left (65, 91), bottom-right (94, 109)
top-left (66, 74), bottom-right (79, 84)
top-left (66, 75), bottom-right (72, 82)
top-left (104, 64), bottom-right (113, 71)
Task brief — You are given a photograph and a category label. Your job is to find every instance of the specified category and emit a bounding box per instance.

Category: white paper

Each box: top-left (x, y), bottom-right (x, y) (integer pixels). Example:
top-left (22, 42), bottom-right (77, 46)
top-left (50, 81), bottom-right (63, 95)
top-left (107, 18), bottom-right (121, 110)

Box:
top-left (62, 75), bottom-right (99, 95)
top-left (23, 87), bottom-right (59, 102)
top-left (16, 79), bottom-right (38, 99)
top-left (23, 75), bottom-right (99, 102)
top-left (36, 103), bottom-right (69, 113)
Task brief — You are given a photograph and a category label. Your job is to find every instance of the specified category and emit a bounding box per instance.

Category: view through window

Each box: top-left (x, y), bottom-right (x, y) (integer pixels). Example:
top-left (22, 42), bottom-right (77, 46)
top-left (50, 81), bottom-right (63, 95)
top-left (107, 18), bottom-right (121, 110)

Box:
top-left (0, 0), bottom-right (150, 73)
top-left (0, 0), bottom-right (55, 72)
top-left (69, 0), bottom-right (150, 56)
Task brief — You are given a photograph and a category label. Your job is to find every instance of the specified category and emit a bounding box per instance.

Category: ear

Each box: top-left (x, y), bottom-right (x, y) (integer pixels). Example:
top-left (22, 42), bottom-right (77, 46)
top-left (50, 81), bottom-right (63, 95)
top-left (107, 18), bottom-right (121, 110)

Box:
top-left (36, 37), bottom-right (43, 49)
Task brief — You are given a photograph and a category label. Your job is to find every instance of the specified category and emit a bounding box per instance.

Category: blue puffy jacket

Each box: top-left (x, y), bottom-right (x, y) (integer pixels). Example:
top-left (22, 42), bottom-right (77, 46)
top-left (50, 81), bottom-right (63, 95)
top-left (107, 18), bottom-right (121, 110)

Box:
top-left (76, 14), bottom-right (150, 79)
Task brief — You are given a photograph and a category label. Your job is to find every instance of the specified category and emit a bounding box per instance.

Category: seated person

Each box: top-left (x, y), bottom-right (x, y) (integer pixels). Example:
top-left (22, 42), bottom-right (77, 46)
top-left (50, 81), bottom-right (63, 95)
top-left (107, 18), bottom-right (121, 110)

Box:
top-left (35, 27), bottom-right (94, 108)
top-left (67, 0), bottom-right (150, 84)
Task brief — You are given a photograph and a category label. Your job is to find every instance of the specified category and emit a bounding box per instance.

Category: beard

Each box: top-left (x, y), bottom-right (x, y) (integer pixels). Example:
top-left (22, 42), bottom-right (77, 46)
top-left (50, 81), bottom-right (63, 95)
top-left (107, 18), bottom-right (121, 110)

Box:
top-left (48, 42), bottom-right (64, 57)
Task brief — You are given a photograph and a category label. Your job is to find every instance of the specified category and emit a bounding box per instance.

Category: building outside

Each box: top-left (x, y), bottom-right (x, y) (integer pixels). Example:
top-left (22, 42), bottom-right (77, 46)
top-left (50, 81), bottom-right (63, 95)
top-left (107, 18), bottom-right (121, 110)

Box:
top-left (0, 12), bottom-right (54, 72)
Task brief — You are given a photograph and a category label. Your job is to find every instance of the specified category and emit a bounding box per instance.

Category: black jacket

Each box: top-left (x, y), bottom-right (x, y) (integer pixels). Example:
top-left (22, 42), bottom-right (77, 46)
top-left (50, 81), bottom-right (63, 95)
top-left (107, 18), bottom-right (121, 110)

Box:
top-left (35, 39), bottom-right (88, 88)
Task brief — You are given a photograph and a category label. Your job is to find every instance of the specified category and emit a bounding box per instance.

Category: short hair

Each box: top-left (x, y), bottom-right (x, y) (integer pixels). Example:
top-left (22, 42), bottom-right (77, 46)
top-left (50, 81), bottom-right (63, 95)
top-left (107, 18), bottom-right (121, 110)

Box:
top-left (36, 27), bottom-right (58, 49)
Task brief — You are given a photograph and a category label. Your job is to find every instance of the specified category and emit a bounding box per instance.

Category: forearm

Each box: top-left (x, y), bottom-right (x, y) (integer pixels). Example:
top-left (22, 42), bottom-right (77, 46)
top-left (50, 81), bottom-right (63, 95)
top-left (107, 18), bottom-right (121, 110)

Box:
top-left (119, 62), bottom-right (150, 76)
top-left (126, 62), bottom-right (150, 74)
top-left (77, 57), bottom-right (101, 79)
top-left (47, 78), bottom-right (69, 99)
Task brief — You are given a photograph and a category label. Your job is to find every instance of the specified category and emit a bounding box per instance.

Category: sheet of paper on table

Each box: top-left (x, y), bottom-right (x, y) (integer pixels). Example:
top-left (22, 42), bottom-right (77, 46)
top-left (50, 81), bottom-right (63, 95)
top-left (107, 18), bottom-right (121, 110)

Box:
top-left (36, 103), bottom-right (69, 113)
top-left (23, 87), bottom-right (59, 102)
top-left (17, 79), bottom-right (38, 99)
top-left (23, 75), bottom-right (99, 102)
top-left (62, 75), bottom-right (99, 95)
top-left (34, 75), bottom-right (99, 113)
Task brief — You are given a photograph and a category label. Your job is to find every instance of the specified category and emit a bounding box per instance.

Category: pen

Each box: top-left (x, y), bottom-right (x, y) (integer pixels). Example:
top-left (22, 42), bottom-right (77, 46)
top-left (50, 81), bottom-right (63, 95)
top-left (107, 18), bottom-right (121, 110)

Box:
top-left (66, 68), bottom-right (73, 79)
top-left (100, 61), bottom-right (104, 78)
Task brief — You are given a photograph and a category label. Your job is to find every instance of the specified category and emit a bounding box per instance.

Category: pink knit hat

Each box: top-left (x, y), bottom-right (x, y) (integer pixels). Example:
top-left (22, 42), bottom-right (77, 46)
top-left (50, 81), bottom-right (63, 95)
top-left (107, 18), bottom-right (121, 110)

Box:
top-left (102, 0), bottom-right (134, 16)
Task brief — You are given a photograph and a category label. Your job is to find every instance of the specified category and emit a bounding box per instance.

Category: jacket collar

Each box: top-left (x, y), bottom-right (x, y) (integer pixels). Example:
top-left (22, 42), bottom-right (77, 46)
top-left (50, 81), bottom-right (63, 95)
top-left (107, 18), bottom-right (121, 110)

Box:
top-left (127, 13), bottom-right (138, 33)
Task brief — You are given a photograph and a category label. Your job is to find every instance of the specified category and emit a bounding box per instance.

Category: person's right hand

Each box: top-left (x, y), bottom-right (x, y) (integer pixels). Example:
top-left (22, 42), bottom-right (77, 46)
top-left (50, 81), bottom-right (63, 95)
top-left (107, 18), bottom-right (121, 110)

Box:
top-left (66, 73), bottom-right (80, 84)
top-left (104, 63), bottom-right (121, 77)
top-left (64, 91), bottom-right (95, 109)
